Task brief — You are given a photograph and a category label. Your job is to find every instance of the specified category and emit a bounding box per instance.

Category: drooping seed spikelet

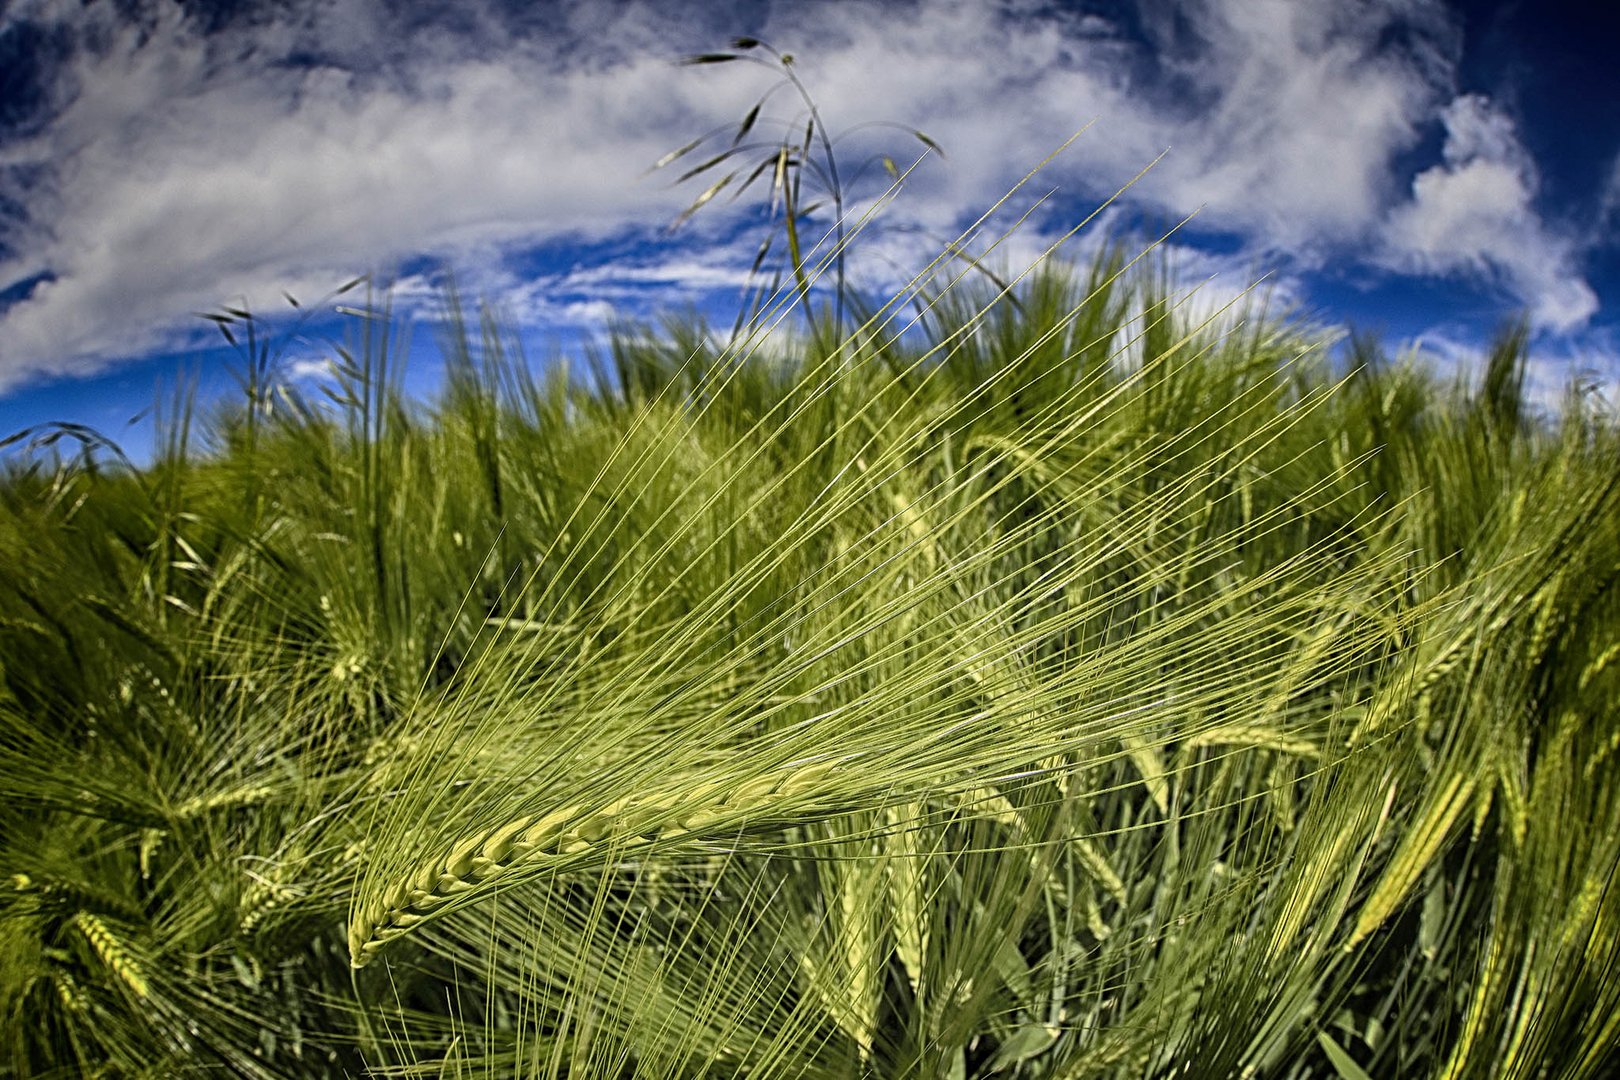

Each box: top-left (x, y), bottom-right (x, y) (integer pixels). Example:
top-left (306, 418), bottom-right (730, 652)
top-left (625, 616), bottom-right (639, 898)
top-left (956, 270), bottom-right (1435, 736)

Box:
top-left (350, 760), bottom-right (839, 967)
top-left (72, 912), bottom-right (149, 999)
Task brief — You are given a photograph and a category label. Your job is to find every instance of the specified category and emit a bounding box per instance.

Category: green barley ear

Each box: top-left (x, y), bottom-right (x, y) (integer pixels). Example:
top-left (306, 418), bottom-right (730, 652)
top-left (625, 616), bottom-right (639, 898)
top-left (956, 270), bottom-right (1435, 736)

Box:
top-left (71, 913), bottom-right (148, 999)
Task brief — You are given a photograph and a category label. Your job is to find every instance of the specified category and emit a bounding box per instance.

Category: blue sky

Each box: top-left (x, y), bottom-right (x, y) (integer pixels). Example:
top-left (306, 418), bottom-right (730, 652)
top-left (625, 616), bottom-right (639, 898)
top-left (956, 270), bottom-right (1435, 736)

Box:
top-left (1, 0), bottom-right (1617, 460)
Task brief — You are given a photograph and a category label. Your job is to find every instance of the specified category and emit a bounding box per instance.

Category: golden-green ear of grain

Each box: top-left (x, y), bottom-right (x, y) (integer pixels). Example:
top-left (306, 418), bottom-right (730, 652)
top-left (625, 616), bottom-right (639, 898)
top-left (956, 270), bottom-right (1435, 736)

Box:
top-left (350, 760), bottom-right (842, 967)
top-left (72, 913), bottom-right (148, 999)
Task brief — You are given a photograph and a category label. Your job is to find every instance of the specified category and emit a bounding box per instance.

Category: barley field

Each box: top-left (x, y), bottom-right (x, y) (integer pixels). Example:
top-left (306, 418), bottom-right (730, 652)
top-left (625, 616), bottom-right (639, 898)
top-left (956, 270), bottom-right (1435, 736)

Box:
top-left (1, 234), bottom-right (1617, 1077)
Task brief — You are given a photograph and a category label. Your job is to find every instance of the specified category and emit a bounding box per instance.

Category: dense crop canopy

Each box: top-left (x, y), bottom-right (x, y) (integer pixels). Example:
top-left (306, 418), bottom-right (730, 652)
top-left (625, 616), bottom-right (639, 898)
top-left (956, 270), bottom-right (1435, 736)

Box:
top-left (2, 205), bottom-right (1617, 1077)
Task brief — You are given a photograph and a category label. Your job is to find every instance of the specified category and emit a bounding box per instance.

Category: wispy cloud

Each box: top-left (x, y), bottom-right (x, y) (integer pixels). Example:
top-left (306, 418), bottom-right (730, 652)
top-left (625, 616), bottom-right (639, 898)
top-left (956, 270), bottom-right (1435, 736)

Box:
top-left (0, 0), bottom-right (1604, 395)
top-left (285, 355), bottom-right (336, 382)
top-left (0, 0), bottom-right (757, 387)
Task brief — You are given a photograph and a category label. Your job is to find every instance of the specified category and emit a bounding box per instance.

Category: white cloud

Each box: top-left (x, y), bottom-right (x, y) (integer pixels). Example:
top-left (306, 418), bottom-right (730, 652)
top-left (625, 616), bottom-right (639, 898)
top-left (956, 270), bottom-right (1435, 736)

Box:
top-left (1125, 0), bottom-right (1452, 250)
top-left (1381, 94), bottom-right (1598, 332)
top-left (0, 0), bottom-right (1603, 396)
top-left (286, 355), bottom-right (336, 381)
top-left (0, 0), bottom-right (769, 389)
